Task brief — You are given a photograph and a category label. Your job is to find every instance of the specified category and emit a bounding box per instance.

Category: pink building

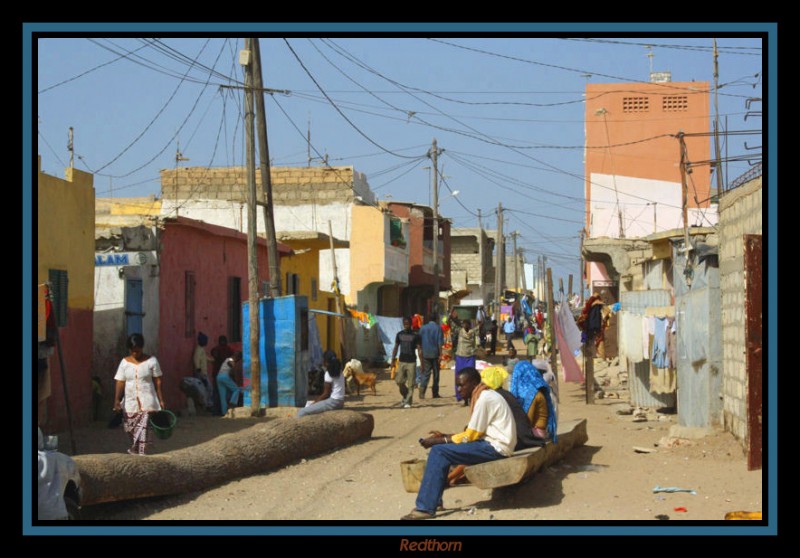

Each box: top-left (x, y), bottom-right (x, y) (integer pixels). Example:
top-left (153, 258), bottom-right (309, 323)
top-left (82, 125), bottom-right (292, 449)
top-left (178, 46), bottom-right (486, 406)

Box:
top-left (157, 217), bottom-right (291, 406)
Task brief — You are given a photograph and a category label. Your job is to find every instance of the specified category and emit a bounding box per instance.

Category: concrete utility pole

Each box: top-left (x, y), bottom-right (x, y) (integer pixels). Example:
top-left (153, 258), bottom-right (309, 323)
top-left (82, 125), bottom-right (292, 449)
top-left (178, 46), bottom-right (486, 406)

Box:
top-left (429, 138), bottom-right (444, 315)
top-left (251, 38), bottom-right (281, 299)
top-left (242, 40), bottom-right (261, 415)
top-left (477, 208), bottom-right (482, 230)
top-left (494, 203), bottom-right (504, 315)
top-left (520, 248), bottom-right (527, 291)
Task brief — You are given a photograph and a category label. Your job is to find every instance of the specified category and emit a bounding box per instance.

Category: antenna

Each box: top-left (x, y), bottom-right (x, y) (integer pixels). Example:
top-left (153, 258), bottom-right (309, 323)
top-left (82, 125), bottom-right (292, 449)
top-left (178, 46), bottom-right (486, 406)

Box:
top-left (647, 46), bottom-right (654, 75)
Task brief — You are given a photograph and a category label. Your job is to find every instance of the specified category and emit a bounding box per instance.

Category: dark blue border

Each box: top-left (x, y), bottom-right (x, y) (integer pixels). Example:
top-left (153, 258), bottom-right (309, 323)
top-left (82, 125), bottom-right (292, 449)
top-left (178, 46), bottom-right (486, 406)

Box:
top-left (24, 21), bottom-right (776, 537)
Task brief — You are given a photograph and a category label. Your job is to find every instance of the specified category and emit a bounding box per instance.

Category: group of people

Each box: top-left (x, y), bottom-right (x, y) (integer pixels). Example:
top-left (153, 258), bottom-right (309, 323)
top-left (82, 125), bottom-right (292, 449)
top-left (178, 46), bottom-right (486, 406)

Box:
top-left (401, 359), bottom-right (558, 520)
top-left (112, 332), bottom-right (247, 456)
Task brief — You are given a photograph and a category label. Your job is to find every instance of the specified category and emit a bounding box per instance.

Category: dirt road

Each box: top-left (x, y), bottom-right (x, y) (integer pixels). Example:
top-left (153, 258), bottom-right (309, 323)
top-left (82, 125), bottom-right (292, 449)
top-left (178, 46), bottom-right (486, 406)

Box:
top-left (69, 355), bottom-right (761, 523)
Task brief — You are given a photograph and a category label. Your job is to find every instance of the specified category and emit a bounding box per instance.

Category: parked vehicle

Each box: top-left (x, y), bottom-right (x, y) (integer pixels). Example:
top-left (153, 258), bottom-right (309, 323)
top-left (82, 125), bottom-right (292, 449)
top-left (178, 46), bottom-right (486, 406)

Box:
top-left (37, 427), bottom-right (81, 520)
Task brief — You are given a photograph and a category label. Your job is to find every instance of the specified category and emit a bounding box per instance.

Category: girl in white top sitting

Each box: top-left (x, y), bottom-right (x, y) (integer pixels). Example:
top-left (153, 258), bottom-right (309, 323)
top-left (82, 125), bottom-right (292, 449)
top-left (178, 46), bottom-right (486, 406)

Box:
top-left (298, 350), bottom-right (345, 417)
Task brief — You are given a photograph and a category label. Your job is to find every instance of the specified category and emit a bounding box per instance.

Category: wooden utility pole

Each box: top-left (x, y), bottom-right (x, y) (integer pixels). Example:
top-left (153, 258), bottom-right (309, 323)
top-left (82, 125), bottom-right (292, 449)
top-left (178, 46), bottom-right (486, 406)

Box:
top-left (429, 138), bottom-right (444, 315)
top-left (242, 39), bottom-right (261, 415)
top-left (328, 220), bottom-right (345, 360)
top-left (546, 268), bottom-right (558, 378)
top-left (68, 127), bottom-right (74, 168)
top-left (251, 38), bottom-right (281, 298)
top-left (712, 38), bottom-right (725, 196)
top-left (678, 131), bottom-right (693, 285)
top-left (494, 203), bottom-right (504, 315)
top-left (579, 229), bottom-right (585, 306)
top-left (519, 248), bottom-right (527, 292)
top-left (568, 274), bottom-right (573, 299)
top-left (511, 231), bottom-right (519, 292)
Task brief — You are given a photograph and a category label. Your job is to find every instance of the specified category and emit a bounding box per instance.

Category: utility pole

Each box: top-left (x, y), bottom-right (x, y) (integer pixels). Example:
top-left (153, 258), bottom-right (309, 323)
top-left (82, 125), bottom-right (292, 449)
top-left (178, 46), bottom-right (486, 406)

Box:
top-left (477, 208), bottom-right (482, 229)
top-left (520, 248), bottom-right (527, 292)
top-left (579, 229), bottom-right (585, 306)
top-left (429, 138), bottom-right (444, 315)
top-left (68, 127), bottom-right (74, 169)
top-left (678, 131), bottom-right (693, 285)
top-left (251, 38), bottom-right (281, 299)
top-left (511, 231), bottom-right (520, 293)
top-left (546, 268), bottom-right (558, 379)
top-left (242, 39), bottom-right (261, 416)
top-left (712, 38), bottom-right (725, 196)
top-left (328, 220), bottom-right (345, 360)
top-left (494, 203), bottom-right (504, 315)
top-left (568, 274), bottom-right (573, 299)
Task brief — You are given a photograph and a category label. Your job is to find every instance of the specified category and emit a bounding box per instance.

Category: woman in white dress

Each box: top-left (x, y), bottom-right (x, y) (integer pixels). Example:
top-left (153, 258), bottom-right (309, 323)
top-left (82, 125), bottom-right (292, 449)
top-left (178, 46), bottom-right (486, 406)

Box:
top-left (113, 333), bottom-right (166, 455)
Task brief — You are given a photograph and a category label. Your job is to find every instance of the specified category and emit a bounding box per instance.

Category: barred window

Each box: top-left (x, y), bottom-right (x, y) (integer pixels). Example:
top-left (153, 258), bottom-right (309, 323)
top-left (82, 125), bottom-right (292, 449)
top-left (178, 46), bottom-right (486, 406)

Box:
top-left (622, 96), bottom-right (649, 113)
top-left (663, 95), bottom-right (689, 112)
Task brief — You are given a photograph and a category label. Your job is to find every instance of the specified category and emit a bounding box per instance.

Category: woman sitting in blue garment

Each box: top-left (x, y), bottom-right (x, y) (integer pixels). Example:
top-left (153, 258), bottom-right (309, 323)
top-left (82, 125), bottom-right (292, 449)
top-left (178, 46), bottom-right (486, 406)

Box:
top-left (510, 360), bottom-right (558, 443)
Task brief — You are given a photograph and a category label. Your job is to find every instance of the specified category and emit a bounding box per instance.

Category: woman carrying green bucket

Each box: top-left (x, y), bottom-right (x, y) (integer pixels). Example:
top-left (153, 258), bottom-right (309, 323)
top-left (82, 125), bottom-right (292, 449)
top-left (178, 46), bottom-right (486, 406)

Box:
top-left (113, 333), bottom-right (168, 455)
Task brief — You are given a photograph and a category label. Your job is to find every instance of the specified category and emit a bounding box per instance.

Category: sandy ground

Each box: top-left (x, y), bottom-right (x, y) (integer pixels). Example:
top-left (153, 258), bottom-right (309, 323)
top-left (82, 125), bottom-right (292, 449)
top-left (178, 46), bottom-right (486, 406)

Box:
top-left (59, 344), bottom-right (762, 524)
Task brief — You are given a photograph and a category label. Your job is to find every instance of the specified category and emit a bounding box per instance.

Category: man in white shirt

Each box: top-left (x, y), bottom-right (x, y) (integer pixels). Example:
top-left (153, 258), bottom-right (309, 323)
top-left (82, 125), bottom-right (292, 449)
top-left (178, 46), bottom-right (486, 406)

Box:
top-left (401, 367), bottom-right (516, 520)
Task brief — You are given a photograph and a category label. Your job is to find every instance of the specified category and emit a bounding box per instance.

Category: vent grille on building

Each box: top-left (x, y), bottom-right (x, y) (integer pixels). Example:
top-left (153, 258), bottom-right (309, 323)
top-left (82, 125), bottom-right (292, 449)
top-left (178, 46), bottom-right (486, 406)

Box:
top-left (623, 97), bottom-right (650, 113)
top-left (663, 95), bottom-right (689, 112)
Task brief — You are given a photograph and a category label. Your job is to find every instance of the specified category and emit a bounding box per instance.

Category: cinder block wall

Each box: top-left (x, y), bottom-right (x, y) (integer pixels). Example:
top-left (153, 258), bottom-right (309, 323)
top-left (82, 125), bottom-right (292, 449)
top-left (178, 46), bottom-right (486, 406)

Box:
top-left (717, 178), bottom-right (762, 443)
top-left (161, 166), bottom-right (357, 206)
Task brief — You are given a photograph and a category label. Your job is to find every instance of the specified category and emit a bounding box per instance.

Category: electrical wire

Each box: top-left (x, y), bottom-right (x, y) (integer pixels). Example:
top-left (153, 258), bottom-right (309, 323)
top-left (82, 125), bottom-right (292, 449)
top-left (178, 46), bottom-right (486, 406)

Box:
top-left (38, 40), bottom-right (153, 94)
top-left (283, 39), bottom-right (422, 160)
top-left (428, 38), bottom-right (755, 99)
top-left (559, 37), bottom-right (762, 55)
top-left (92, 39), bottom-right (213, 174)
top-left (37, 130), bottom-right (67, 169)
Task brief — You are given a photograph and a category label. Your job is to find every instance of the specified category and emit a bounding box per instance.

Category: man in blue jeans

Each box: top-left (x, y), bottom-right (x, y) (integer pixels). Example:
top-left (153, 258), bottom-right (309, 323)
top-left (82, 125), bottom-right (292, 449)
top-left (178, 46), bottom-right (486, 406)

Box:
top-left (503, 316), bottom-right (516, 352)
top-left (401, 368), bottom-right (517, 520)
top-left (418, 313), bottom-right (444, 399)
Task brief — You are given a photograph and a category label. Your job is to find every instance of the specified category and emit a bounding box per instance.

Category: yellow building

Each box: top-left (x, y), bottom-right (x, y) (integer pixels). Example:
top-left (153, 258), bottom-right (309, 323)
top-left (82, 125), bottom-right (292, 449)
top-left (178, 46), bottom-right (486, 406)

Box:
top-left (37, 156), bottom-right (96, 431)
top-left (278, 231), bottom-right (348, 359)
top-left (349, 204), bottom-right (409, 315)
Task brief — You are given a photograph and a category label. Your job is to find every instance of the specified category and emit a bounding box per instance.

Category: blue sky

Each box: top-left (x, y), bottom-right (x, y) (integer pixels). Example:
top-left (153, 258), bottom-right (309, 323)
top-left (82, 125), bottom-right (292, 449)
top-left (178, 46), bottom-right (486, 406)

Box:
top-left (35, 32), bottom-right (763, 286)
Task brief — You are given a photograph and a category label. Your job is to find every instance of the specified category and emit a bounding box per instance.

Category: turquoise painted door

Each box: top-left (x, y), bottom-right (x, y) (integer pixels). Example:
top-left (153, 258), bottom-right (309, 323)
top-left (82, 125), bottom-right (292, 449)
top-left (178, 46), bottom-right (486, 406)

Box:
top-left (125, 279), bottom-right (144, 336)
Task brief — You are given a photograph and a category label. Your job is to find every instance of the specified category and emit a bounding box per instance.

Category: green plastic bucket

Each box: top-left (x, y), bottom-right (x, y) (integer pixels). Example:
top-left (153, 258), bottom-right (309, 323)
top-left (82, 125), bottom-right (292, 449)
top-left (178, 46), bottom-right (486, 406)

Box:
top-left (150, 410), bottom-right (177, 440)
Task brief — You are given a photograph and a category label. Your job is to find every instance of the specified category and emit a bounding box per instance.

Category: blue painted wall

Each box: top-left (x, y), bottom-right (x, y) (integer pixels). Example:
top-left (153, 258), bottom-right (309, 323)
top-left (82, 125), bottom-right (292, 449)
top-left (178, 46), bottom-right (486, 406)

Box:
top-left (242, 295), bottom-right (309, 408)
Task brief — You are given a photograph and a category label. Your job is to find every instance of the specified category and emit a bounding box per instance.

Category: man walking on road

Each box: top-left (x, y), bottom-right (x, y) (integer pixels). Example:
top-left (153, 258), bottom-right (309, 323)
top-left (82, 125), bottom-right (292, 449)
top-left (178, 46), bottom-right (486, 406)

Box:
top-left (391, 317), bottom-right (422, 408)
top-left (401, 367), bottom-right (516, 520)
top-left (503, 316), bottom-right (516, 352)
top-left (418, 313), bottom-right (444, 399)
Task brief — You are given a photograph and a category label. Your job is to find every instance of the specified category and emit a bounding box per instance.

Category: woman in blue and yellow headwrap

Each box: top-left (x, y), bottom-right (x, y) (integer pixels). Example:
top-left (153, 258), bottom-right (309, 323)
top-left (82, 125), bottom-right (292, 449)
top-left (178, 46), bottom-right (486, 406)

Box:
top-left (510, 360), bottom-right (558, 443)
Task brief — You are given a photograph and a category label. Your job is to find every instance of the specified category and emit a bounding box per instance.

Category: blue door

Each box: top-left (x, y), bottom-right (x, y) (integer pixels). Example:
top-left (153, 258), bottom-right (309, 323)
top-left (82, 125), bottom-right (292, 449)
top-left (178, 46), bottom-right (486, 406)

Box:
top-left (125, 279), bottom-right (144, 336)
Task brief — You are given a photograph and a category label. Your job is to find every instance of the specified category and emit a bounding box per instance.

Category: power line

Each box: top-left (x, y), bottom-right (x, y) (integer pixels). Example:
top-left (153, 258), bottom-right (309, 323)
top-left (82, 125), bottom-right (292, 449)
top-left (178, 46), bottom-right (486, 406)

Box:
top-left (559, 37), bottom-right (762, 55)
top-left (38, 40), bottom-right (153, 94)
top-left (97, 40), bottom-right (228, 178)
top-left (92, 39), bottom-right (213, 174)
top-left (37, 130), bottom-right (67, 169)
top-left (428, 38), bottom-right (755, 99)
top-left (283, 39), bottom-right (422, 160)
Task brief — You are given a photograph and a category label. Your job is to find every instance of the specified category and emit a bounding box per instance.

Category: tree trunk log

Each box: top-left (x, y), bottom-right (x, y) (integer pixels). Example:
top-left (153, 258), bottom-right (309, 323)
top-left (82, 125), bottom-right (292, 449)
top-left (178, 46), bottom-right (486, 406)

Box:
top-left (74, 410), bottom-right (374, 505)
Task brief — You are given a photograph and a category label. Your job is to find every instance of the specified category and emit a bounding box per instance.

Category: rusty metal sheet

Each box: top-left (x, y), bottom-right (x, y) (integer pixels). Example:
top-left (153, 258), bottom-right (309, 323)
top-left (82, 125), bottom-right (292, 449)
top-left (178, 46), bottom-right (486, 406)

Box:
top-left (745, 235), bottom-right (762, 471)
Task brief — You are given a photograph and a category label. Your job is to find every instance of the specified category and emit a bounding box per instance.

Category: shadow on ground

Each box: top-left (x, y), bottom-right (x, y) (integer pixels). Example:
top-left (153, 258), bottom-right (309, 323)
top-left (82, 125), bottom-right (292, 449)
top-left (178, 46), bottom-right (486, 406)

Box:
top-left (471, 444), bottom-right (603, 514)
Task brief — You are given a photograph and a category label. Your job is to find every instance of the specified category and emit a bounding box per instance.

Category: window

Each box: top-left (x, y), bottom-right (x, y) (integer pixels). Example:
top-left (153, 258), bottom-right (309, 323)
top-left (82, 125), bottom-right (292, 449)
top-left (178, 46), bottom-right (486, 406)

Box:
top-left (622, 96), bottom-right (649, 113)
top-left (228, 276), bottom-right (242, 343)
top-left (390, 217), bottom-right (406, 247)
top-left (185, 271), bottom-right (196, 338)
top-left (48, 269), bottom-right (68, 327)
top-left (662, 95), bottom-right (688, 112)
top-left (285, 273), bottom-right (299, 295)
